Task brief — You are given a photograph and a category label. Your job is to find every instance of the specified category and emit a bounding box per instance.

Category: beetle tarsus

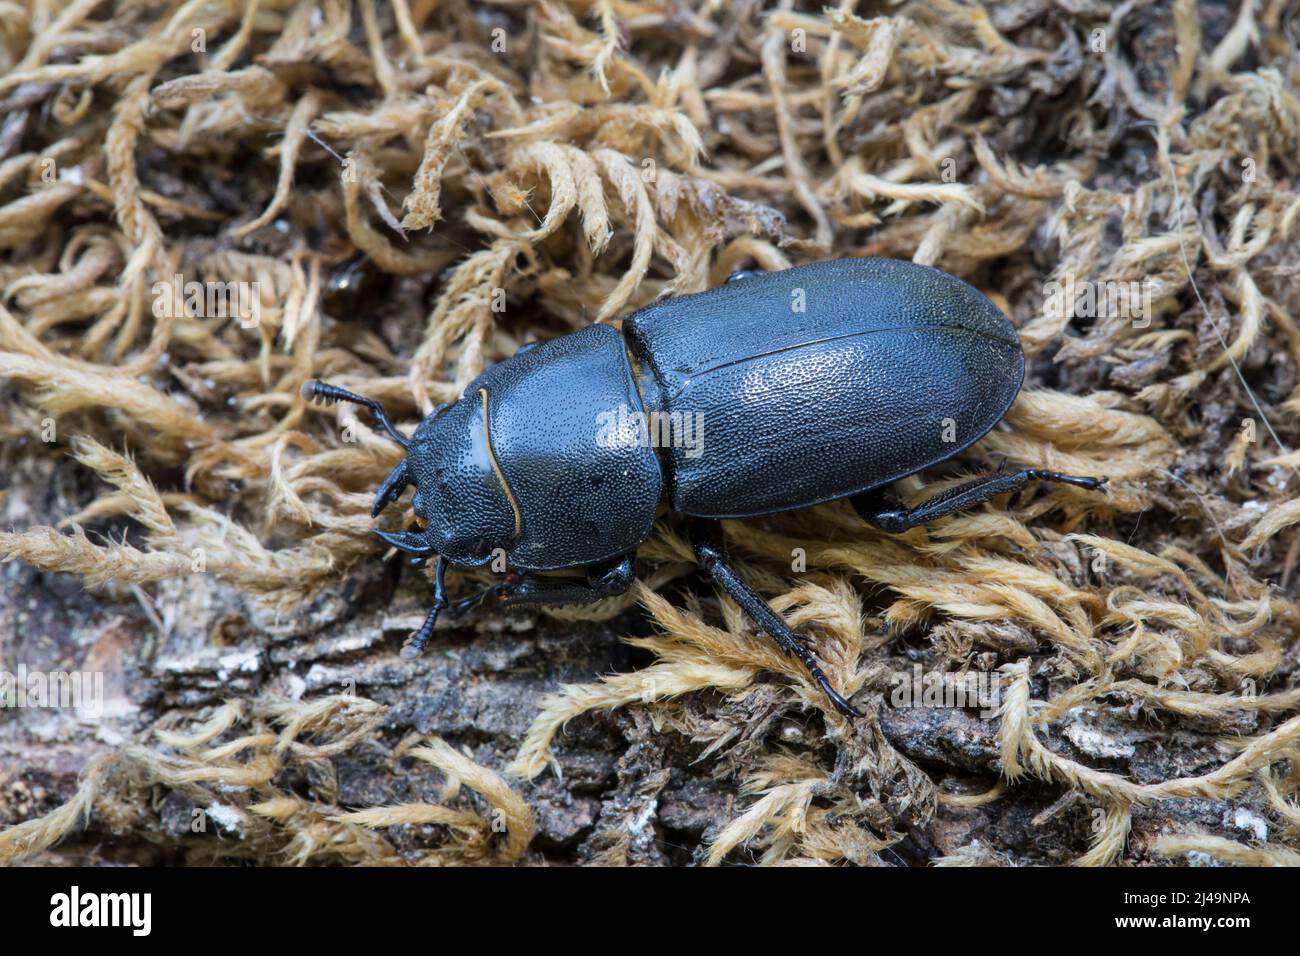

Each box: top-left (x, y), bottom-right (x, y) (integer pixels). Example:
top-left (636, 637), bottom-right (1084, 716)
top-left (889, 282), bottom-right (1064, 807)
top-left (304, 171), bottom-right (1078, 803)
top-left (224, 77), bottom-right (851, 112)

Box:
top-left (400, 603), bottom-right (443, 659)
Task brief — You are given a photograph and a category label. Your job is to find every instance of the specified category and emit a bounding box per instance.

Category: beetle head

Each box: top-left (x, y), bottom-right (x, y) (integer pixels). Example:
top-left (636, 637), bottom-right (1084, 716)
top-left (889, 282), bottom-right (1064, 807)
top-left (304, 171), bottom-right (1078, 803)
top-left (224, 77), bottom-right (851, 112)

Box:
top-left (389, 394), bottom-right (518, 566)
top-left (304, 380), bottom-right (516, 567)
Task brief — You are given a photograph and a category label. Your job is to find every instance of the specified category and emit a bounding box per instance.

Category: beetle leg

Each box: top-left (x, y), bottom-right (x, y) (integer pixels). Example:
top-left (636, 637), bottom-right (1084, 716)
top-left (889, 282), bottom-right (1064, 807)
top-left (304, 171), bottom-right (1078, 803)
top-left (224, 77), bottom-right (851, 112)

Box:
top-left (399, 565), bottom-right (515, 658)
top-left (853, 469), bottom-right (1107, 533)
top-left (399, 555), bottom-right (447, 659)
top-left (398, 559), bottom-right (635, 663)
top-left (409, 558), bottom-right (634, 638)
top-left (499, 555), bottom-right (636, 607)
top-left (448, 582), bottom-right (514, 615)
top-left (688, 520), bottom-right (861, 718)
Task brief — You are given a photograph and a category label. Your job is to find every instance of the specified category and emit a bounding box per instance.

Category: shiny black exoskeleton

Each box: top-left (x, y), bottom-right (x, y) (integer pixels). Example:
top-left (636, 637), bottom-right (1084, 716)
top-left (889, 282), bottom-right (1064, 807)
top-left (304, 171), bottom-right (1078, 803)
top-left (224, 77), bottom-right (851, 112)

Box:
top-left (305, 258), bottom-right (1105, 716)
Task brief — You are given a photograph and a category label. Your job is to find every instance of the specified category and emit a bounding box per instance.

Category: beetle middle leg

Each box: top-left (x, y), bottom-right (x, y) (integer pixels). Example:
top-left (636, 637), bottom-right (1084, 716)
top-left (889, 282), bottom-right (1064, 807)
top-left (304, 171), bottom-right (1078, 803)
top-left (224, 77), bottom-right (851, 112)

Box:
top-left (442, 557), bottom-right (634, 619)
top-left (399, 556), bottom-right (636, 659)
top-left (688, 519), bottom-right (861, 718)
top-left (853, 468), bottom-right (1106, 533)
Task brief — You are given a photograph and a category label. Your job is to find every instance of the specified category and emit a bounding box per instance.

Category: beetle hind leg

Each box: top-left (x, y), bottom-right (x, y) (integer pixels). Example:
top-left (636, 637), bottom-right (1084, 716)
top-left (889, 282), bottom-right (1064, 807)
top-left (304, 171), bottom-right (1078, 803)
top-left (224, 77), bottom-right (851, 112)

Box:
top-left (853, 468), bottom-right (1107, 533)
top-left (689, 520), bottom-right (861, 718)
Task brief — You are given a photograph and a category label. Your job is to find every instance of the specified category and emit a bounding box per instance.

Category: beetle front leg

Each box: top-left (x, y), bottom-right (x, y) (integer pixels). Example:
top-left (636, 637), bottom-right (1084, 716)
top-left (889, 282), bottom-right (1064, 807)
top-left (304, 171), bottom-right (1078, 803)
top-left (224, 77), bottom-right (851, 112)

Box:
top-left (399, 555), bottom-right (448, 659)
top-left (852, 468), bottom-right (1107, 532)
top-left (688, 520), bottom-right (861, 718)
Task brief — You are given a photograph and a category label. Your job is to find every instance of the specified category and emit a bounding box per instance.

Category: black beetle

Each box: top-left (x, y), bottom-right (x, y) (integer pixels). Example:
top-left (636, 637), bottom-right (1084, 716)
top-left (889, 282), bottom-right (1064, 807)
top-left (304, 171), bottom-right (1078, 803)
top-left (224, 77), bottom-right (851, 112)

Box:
top-left (304, 257), bottom-right (1104, 716)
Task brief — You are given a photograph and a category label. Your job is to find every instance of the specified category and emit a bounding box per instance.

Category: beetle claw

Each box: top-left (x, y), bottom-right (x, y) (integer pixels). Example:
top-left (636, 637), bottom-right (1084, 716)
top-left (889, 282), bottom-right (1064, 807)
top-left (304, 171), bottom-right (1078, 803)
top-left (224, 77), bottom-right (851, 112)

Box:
top-left (823, 685), bottom-right (863, 719)
top-left (806, 664), bottom-right (862, 719)
top-left (781, 634), bottom-right (861, 718)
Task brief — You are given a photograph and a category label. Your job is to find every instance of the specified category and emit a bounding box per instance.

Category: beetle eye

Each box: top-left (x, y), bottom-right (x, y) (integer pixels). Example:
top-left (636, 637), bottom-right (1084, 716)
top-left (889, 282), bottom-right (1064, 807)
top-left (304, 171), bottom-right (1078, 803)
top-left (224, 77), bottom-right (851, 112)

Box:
top-left (414, 514), bottom-right (429, 530)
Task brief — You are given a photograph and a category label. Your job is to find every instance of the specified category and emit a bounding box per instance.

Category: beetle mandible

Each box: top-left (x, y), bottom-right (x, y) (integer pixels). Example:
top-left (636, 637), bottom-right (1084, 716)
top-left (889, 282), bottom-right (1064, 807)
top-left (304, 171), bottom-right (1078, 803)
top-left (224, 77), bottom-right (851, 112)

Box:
top-left (304, 257), bottom-right (1105, 716)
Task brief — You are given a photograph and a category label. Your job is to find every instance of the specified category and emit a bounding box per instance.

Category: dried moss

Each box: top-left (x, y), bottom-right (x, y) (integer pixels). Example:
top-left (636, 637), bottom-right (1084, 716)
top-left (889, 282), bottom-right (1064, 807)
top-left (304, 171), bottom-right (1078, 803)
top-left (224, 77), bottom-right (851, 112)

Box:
top-left (2, 0), bottom-right (1300, 866)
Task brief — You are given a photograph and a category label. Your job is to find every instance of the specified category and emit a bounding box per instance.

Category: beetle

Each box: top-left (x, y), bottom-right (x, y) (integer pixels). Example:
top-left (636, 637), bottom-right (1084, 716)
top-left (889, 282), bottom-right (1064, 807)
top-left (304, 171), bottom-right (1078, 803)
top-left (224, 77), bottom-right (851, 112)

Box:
top-left (304, 257), bottom-right (1105, 717)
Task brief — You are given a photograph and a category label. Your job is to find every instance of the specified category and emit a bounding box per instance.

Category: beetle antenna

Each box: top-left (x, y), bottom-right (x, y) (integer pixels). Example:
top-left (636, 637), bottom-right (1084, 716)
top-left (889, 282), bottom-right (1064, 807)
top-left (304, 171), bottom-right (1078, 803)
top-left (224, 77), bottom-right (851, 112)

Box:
top-left (302, 380), bottom-right (411, 449)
